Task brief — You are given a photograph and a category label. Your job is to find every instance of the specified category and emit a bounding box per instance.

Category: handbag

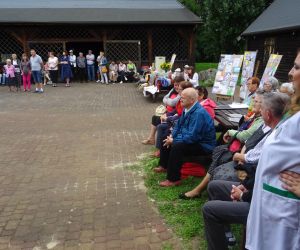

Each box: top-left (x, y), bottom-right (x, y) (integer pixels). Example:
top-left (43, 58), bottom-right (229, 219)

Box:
top-left (155, 105), bottom-right (166, 116)
top-left (101, 66), bottom-right (107, 73)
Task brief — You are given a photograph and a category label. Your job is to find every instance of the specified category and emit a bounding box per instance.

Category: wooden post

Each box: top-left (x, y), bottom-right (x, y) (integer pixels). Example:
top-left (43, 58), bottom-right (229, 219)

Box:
top-left (147, 29), bottom-right (153, 65)
top-left (254, 60), bottom-right (260, 77)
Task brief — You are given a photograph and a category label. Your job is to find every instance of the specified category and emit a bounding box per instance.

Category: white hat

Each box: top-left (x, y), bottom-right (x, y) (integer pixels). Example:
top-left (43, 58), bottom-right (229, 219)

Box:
top-left (69, 50), bottom-right (73, 53)
top-left (184, 65), bottom-right (190, 69)
top-left (175, 68), bottom-right (181, 72)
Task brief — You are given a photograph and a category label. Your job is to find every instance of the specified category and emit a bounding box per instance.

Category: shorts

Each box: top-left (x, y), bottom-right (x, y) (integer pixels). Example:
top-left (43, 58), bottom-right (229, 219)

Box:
top-left (32, 70), bottom-right (42, 83)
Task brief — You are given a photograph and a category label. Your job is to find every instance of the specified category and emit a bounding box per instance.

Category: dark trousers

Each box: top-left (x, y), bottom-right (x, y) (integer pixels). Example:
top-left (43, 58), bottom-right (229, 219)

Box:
top-left (70, 65), bottom-right (76, 81)
top-left (126, 71), bottom-right (136, 82)
top-left (77, 67), bottom-right (86, 82)
top-left (159, 142), bottom-right (207, 181)
top-left (118, 71), bottom-right (126, 82)
top-left (202, 180), bottom-right (250, 250)
top-left (155, 123), bottom-right (170, 149)
top-left (49, 70), bottom-right (58, 83)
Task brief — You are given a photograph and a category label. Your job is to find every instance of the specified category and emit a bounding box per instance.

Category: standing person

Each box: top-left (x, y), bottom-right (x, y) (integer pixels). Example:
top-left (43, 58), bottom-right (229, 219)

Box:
top-left (109, 61), bottom-right (118, 84)
top-left (86, 50), bottom-right (95, 81)
top-left (69, 50), bottom-right (77, 81)
top-left (77, 52), bottom-right (86, 83)
top-left (48, 52), bottom-right (58, 87)
top-left (60, 51), bottom-right (73, 87)
top-left (118, 61), bottom-right (126, 84)
top-left (20, 53), bottom-right (31, 91)
top-left (186, 66), bottom-right (199, 87)
top-left (11, 54), bottom-right (21, 91)
top-left (246, 53), bottom-right (300, 250)
top-left (42, 62), bottom-right (51, 86)
top-left (96, 51), bottom-right (108, 84)
top-left (30, 49), bottom-right (44, 93)
top-left (4, 59), bottom-right (16, 92)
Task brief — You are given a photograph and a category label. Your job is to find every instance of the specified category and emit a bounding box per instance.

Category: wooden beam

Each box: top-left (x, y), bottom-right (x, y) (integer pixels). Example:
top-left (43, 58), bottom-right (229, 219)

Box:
top-left (147, 29), bottom-right (153, 65)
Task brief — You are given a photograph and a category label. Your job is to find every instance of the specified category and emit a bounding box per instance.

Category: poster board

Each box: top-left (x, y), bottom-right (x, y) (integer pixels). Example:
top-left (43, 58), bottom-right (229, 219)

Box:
top-left (212, 54), bottom-right (244, 97)
top-left (260, 54), bottom-right (282, 87)
top-left (239, 51), bottom-right (257, 99)
top-left (155, 56), bottom-right (166, 73)
top-left (170, 54), bottom-right (176, 69)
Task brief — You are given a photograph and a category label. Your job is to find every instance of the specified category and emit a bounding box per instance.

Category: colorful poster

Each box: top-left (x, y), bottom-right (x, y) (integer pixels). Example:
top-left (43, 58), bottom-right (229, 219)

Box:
top-left (212, 54), bottom-right (244, 96)
top-left (170, 54), bottom-right (176, 69)
top-left (239, 51), bottom-right (257, 99)
top-left (260, 54), bottom-right (282, 87)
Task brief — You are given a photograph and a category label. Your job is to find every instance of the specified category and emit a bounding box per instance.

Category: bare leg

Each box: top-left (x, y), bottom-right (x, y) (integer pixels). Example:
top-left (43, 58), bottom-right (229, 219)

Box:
top-left (142, 125), bottom-right (156, 144)
top-left (184, 173), bottom-right (211, 197)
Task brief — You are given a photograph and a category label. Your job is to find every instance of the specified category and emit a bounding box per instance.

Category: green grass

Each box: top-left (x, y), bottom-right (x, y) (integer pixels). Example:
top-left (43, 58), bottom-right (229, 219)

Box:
top-left (195, 62), bottom-right (218, 72)
top-left (127, 155), bottom-right (243, 250)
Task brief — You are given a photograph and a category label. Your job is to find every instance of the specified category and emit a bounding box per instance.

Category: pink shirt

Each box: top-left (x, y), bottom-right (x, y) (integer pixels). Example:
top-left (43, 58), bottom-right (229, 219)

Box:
top-left (4, 65), bottom-right (15, 78)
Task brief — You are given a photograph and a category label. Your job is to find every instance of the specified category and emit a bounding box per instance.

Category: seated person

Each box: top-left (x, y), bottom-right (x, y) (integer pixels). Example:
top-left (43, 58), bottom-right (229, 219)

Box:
top-left (202, 92), bottom-right (290, 250)
top-left (109, 61), bottom-right (118, 83)
top-left (179, 91), bottom-right (264, 199)
top-left (117, 61), bottom-right (127, 84)
top-left (126, 60), bottom-right (137, 82)
top-left (155, 81), bottom-right (193, 156)
top-left (279, 82), bottom-right (294, 96)
top-left (262, 76), bottom-right (279, 93)
top-left (243, 77), bottom-right (259, 106)
top-left (155, 88), bottom-right (216, 187)
top-left (141, 75), bottom-right (184, 145)
top-left (196, 86), bottom-right (216, 119)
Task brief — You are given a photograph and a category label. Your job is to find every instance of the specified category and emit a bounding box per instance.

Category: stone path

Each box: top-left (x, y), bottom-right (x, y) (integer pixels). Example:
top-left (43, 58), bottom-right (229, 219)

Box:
top-left (0, 83), bottom-right (181, 250)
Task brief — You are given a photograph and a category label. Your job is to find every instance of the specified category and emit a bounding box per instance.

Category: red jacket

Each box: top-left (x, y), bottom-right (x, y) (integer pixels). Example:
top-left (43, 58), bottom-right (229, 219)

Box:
top-left (200, 98), bottom-right (216, 119)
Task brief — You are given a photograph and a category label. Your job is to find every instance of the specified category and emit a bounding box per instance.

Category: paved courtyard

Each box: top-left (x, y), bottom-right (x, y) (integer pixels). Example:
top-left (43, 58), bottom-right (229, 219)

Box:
top-left (0, 84), bottom-right (181, 250)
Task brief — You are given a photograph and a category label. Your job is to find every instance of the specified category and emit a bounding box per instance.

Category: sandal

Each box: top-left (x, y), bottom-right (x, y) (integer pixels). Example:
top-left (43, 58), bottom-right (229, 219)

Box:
top-left (178, 192), bottom-right (201, 200)
top-left (141, 139), bottom-right (155, 145)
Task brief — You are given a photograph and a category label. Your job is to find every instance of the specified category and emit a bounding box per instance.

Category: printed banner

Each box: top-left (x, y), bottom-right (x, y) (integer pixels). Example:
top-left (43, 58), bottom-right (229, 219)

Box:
top-left (260, 54), bottom-right (282, 87)
top-left (239, 51), bottom-right (257, 99)
top-left (212, 54), bottom-right (244, 96)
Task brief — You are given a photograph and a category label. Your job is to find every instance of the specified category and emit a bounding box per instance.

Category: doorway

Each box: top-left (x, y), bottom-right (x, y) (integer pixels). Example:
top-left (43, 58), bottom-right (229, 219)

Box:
top-left (66, 42), bottom-right (103, 57)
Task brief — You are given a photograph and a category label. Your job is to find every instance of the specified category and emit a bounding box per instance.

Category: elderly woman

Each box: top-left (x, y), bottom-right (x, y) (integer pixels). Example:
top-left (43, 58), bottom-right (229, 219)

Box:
top-left (11, 54), bottom-right (21, 90)
top-left (263, 76), bottom-right (279, 92)
top-left (179, 90), bottom-right (264, 199)
top-left (280, 82), bottom-right (294, 96)
top-left (246, 53), bottom-right (300, 250)
top-left (4, 59), bottom-right (16, 92)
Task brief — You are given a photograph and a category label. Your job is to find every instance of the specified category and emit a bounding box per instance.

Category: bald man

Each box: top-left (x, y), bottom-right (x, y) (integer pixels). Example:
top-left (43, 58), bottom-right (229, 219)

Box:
top-left (156, 88), bottom-right (216, 187)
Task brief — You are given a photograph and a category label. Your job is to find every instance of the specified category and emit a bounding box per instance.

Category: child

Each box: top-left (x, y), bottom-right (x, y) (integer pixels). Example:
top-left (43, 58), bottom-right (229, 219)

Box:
top-left (43, 62), bottom-right (52, 85)
top-left (4, 59), bottom-right (16, 92)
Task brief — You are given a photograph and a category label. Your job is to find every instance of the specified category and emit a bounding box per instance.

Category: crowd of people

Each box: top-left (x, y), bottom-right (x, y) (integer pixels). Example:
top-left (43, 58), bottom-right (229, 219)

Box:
top-left (142, 54), bottom-right (300, 249)
top-left (0, 49), bottom-right (139, 93)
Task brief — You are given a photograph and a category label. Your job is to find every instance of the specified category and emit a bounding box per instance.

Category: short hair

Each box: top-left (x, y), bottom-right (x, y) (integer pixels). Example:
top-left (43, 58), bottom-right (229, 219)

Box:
top-left (280, 82), bottom-right (294, 95)
top-left (6, 59), bottom-right (11, 63)
top-left (262, 92), bottom-right (291, 119)
top-left (265, 76), bottom-right (279, 91)
top-left (248, 76), bottom-right (260, 87)
top-left (255, 88), bottom-right (265, 96)
top-left (179, 81), bottom-right (193, 90)
top-left (174, 75), bottom-right (185, 83)
top-left (183, 88), bottom-right (198, 101)
top-left (195, 86), bottom-right (208, 99)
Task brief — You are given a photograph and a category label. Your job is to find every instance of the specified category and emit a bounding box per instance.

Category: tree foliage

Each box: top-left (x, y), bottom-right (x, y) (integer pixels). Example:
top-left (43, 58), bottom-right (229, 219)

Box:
top-left (180, 0), bottom-right (273, 61)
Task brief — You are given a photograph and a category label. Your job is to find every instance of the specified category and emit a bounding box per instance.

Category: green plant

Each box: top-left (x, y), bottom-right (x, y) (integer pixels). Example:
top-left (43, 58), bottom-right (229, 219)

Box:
top-left (160, 62), bottom-right (172, 71)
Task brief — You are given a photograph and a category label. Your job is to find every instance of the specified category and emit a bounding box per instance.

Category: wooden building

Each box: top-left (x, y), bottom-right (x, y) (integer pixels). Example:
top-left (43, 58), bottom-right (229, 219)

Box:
top-left (242, 0), bottom-right (300, 82)
top-left (0, 0), bottom-right (200, 68)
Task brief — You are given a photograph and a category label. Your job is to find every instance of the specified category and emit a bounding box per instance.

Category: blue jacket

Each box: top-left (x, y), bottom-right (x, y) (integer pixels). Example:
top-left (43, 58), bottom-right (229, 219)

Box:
top-left (172, 102), bottom-right (216, 153)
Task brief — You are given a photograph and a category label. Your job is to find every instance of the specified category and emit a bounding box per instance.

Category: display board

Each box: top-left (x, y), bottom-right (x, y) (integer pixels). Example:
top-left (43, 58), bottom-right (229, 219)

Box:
top-left (170, 54), bottom-right (176, 69)
top-left (155, 56), bottom-right (166, 73)
top-left (239, 51), bottom-right (257, 99)
top-left (212, 54), bottom-right (244, 97)
top-left (260, 54), bottom-right (282, 87)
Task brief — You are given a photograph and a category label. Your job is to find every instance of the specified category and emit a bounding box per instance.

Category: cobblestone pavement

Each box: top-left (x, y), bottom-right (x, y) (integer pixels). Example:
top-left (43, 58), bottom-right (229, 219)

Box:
top-left (0, 83), bottom-right (181, 250)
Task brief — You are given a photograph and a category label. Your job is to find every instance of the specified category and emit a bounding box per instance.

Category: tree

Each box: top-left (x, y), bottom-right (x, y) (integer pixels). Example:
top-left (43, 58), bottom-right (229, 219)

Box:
top-left (180, 0), bottom-right (273, 61)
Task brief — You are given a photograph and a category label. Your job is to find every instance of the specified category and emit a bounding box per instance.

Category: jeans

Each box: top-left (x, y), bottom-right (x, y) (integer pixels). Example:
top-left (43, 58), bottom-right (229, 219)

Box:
top-left (87, 64), bottom-right (95, 81)
top-left (155, 123), bottom-right (170, 149)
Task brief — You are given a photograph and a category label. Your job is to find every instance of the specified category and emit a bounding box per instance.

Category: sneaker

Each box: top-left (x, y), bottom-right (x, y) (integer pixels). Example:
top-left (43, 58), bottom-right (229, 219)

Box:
top-left (96, 80), bottom-right (100, 83)
top-left (120, 81), bottom-right (123, 84)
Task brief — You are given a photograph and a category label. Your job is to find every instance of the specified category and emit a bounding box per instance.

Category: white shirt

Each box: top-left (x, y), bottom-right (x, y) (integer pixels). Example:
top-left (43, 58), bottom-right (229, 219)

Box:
top-left (69, 55), bottom-right (76, 67)
top-left (86, 54), bottom-right (95, 65)
top-left (48, 57), bottom-right (58, 70)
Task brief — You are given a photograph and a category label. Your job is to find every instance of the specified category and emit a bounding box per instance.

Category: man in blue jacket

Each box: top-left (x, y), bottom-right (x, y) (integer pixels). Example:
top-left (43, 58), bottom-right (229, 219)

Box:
top-left (156, 88), bottom-right (216, 187)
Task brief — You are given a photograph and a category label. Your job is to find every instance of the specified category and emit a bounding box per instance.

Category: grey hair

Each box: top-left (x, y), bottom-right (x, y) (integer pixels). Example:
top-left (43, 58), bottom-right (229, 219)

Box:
top-left (262, 92), bottom-right (291, 118)
top-left (265, 76), bottom-right (279, 91)
top-left (280, 82), bottom-right (294, 95)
